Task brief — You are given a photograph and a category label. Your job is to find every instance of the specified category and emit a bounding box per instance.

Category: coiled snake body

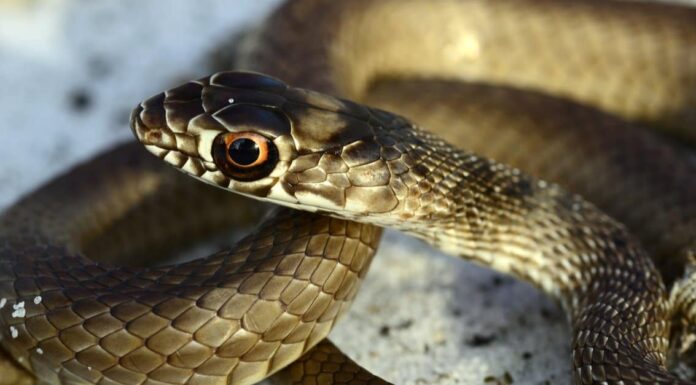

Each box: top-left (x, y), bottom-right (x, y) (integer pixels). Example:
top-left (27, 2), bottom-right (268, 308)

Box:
top-left (2, 0), bottom-right (696, 384)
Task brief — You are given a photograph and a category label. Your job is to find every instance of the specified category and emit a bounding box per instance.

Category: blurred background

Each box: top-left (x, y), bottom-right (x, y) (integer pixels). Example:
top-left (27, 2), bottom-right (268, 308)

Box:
top-left (0, 0), bottom-right (280, 208)
top-left (1, 1), bottom-right (692, 384)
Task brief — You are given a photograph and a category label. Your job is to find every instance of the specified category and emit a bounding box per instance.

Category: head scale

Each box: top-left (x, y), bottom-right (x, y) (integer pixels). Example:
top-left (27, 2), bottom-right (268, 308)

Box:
top-left (131, 71), bottom-right (409, 216)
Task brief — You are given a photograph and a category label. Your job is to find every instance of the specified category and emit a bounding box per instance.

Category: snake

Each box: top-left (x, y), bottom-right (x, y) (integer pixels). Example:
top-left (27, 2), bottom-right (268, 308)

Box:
top-left (2, 0), bottom-right (696, 384)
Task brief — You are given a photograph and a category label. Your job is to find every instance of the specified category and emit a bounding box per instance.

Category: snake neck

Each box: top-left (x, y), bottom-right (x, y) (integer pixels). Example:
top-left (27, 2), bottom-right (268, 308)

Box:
top-left (327, 121), bottom-right (674, 375)
top-left (378, 124), bottom-right (662, 300)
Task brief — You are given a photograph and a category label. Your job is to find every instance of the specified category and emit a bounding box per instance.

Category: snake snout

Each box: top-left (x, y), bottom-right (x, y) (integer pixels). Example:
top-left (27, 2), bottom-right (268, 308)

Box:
top-left (130, 94), bottom-right (176, 149)
top-left (129, 104), bottom-right (144, 138)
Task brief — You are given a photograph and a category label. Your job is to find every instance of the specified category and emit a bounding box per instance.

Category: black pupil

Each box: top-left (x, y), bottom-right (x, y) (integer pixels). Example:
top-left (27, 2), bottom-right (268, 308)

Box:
top-left (228, 138), bottom-right (260, 166)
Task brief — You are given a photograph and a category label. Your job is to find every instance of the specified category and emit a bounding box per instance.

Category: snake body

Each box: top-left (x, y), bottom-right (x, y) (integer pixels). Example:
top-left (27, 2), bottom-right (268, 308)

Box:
top-left (0, 142), bottom-right (382, 385)
top-left (2, 0), bottom-right (696, 384)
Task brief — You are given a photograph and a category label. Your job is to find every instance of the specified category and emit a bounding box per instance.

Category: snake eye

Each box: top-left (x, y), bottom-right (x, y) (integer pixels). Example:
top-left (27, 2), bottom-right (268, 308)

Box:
top-left (213, 131), bottom-right (278, 181)
top-left (228, 137), bottom-right (261, 166)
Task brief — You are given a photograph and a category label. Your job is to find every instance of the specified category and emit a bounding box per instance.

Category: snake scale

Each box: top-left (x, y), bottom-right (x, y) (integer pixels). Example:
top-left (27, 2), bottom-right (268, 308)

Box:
top-left (2, 0), bottom-right (696, 384)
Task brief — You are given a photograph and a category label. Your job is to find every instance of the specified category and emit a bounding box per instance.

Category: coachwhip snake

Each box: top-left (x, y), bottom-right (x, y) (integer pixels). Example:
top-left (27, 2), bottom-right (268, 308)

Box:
top-left (2, 0), bottom-right (696, 384)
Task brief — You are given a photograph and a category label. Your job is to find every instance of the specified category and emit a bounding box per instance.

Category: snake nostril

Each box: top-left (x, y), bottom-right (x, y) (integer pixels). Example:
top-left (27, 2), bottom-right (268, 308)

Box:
top-left (144, 129), bottom-right (162, 143)
top-left (129, 105), bottom-right (166, 146)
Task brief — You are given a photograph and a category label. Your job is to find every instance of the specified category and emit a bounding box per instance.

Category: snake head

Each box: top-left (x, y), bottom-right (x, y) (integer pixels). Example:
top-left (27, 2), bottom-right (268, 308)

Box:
top-left (131, 71), bottom-right (407, 215)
